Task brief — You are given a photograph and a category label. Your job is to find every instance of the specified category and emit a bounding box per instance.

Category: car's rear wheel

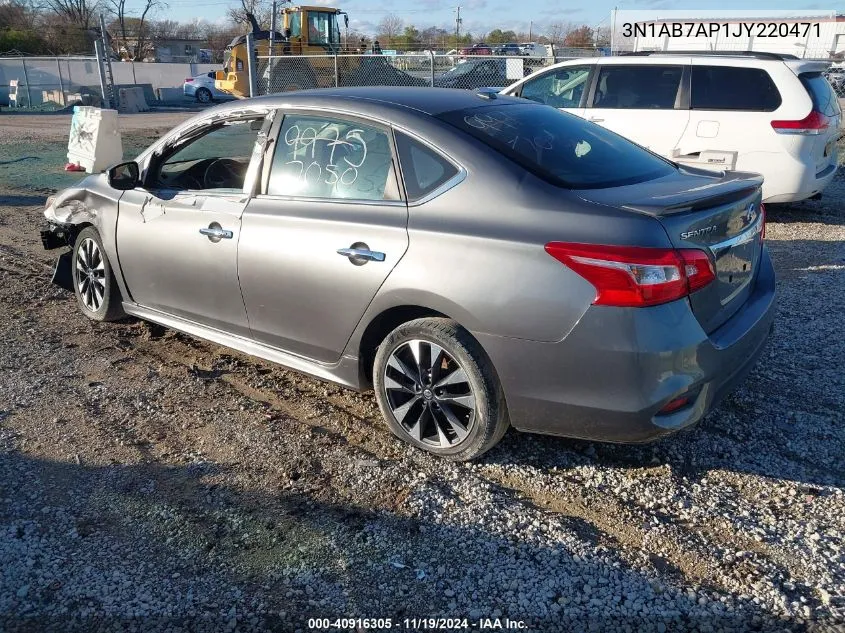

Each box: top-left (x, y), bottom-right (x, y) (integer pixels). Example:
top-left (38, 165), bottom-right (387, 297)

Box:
top-left (195, 87), bottom-right (212, 103)
top-left (72, 227), bottom-right (124, 322)
top-left (373, 318), bottom-right (509, 461)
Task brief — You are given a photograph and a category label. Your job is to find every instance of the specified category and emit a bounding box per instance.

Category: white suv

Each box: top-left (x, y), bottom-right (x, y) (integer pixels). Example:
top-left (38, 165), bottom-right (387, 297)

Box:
top-left (501, 52), bottom-right (843, 203)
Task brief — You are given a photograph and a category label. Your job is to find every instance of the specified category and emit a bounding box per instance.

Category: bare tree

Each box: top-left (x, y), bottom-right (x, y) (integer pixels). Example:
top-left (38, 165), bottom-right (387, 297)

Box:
top-left (376, 13), bottom-right (403, 48)
top-left (0, 0), bottom-right (32, 30)
top-left (151, 18), bottom-right (180, 39)
top-left (40, 0), bottom-right (100, 30)
top-left (594, 25), bottom-right (611, 48)
top-left (546, 21), bottom-right (575, 45)
top-left (105, 0), bottom-right (164, 59)
top-left (226, 0), bottom-right (271, 31)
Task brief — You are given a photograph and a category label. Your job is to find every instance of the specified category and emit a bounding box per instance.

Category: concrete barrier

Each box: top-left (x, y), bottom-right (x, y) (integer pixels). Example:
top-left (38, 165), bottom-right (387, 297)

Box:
top-left (67, 107), bottom-right (124, 173)
top-left (156, 87), bottom-right (185, 103)
top-left (117, 87), bottom-right (149, 113)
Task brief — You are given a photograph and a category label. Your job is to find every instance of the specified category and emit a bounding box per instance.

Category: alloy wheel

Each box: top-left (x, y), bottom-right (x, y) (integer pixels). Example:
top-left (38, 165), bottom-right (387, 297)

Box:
top-left (383, 339), bottom-right (477, 448)
top-left (75, 237), bottom-right (106, 312)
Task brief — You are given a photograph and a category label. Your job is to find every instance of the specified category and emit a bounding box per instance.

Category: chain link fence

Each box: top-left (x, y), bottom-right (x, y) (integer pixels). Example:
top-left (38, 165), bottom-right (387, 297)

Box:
top-left (824, 71), bottom-right (845, 98)
top-left (255, 51), bottom-right (845, 98)
top-left (257, 53), bottom-right (574, 95)
top-left (0, 56), bottom-right (105, 108)
top-left (1, 55), bottom-right (222, 108)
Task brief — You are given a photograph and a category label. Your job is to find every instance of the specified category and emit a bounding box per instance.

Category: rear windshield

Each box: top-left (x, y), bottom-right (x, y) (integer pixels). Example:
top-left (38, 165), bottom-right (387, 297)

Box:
top-left (438, 103), bottom-right (675, 189)
top-left (800, 72), bottom-right (841, 117)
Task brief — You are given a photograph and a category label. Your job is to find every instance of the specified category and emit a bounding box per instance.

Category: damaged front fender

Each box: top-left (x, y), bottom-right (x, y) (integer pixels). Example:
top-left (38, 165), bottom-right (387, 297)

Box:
top-left (43, 176), bottom-right (103, 226)
top-left (40, 173), bottom-right (124, 296)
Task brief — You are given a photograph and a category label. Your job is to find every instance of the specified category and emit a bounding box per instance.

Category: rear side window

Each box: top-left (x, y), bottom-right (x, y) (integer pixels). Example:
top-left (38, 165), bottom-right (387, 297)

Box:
top-left (799, 72), bottom-right (841, 117)
top-left (691, 66), bottom-right (781, 111)
top-left (268, 114), bottom-right (395, 201)
top-left (592, 65), bottom-right (682, 109)
top-left (438, 103), bottom-right (675, 189)
top-left (395, 132), bottom-right (459, 202)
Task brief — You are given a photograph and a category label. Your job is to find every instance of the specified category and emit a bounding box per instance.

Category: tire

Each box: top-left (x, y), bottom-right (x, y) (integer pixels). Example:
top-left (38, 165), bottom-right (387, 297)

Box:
top-left (195, 88), bottom-right (212, 103)
top-left (71, 227), bottom-right (125, 322)
top-left (373, 318), bottom-right (509, 461)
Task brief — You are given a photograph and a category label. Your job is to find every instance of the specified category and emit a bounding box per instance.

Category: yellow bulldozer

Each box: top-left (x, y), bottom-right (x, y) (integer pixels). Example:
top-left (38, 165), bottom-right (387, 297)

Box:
top-left (215, 5), bottom-right (425, 98)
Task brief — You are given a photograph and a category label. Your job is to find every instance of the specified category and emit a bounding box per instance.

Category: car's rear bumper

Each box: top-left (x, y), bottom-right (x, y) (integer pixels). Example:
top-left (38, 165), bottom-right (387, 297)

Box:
top-left (477, 247), bottom-right (776, 443)
top-left (758, 148), bottom-right (839, 203)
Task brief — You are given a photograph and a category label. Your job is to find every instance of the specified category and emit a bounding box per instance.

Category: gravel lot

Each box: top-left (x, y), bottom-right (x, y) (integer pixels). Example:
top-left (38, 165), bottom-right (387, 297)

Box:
top-left (0, 113), bottom-right (844, 632)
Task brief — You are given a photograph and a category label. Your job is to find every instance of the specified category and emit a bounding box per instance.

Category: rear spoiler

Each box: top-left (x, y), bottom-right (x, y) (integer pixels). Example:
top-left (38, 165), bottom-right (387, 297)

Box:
top-left (784, 59), bottom-right (831, 75)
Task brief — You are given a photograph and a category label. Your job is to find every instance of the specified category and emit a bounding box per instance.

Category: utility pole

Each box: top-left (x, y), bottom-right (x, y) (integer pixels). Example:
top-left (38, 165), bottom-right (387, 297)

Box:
top-left (610, 6), bottom-right (617, 54)
top-left (529, 20), bottom-right (533, 41)
top-left (455, 6), bottom-right (462, 46)
top-left (270, 0), bottom-right (277, 52)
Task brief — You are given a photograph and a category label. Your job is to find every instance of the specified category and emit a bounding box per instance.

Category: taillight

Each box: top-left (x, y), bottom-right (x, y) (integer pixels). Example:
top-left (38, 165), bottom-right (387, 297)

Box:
top-left (771, 110), bottom-right (829, 135)
top-left (544, 243), bottom-right (716, 308)
top-left (657, 396), bottom-right (691, 415)
top-left (760, 203), bottom-right (766, 240)
top-left (185, 78), bottom-right (194, 82)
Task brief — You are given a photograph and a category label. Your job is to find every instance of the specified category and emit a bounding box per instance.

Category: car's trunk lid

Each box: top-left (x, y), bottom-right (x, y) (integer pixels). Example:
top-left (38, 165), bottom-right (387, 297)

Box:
top-left (578, 168), bottom-right (765, 333)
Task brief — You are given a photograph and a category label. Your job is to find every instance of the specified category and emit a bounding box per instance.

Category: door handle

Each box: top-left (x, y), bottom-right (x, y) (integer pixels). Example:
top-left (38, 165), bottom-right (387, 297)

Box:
top-left (589, 117), bottom-right (605, 123)
top-left (199, 225), bottom-right (233, 240)
top-left (337, 246), bottom-right (385, 264)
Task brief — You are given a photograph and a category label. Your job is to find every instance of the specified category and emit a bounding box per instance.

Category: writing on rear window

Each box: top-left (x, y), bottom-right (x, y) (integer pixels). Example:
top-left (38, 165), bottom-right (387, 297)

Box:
top-left (440, 104), bottom-right (675, 189)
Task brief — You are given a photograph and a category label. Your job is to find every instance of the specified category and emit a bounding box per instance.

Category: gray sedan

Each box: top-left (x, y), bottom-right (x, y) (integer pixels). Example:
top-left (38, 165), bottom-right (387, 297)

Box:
top-left (41, 87), bottom-right (775, 460)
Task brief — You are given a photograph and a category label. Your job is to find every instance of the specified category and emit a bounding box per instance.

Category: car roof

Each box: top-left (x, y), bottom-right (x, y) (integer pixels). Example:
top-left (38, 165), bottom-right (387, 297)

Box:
top-left (546, 53), bottom-right (796, 66)
top-left (244, 86), bottom-right (525, 116)
top-left (533, 53), bottom-right (829, 75)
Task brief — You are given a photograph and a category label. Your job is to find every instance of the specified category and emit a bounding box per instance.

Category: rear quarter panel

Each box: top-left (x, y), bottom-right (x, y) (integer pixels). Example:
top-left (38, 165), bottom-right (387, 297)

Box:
top-left (346, 126), bottom-right (674, 349)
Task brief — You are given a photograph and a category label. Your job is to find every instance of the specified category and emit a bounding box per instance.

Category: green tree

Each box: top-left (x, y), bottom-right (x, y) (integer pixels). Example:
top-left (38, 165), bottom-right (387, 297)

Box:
top-left (396, 25), bottom-right (420, 50)
top-left (445, 32), bottom-right (471, 49)
top-left (0, 29), bottom-right (48, 54)
top-left (487, 28), bottom-right (517, 44)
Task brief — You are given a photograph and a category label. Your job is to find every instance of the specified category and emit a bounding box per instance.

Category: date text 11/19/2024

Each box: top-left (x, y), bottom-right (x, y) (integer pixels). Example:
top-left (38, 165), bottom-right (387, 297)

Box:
top-left (307, 617), bottom-right (528, 630)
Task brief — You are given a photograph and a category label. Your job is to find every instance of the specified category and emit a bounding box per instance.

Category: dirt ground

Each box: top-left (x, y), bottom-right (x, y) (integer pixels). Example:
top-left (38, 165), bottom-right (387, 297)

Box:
top-left (0, 112), bottom-right (844, 632)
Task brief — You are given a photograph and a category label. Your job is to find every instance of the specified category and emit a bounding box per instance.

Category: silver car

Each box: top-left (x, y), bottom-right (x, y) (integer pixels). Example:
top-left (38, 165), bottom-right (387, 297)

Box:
top-left (183, 72), bottom-right (234, 104)
top-left (41, 88), bottom-right (776, 460)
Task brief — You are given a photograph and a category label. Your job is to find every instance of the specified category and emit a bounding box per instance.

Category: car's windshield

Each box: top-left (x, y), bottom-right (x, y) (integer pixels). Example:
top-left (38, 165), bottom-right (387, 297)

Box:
top-left (445, 61), bottom-right (487, 77)
top-left (438, 103), bottom-right (676, 189)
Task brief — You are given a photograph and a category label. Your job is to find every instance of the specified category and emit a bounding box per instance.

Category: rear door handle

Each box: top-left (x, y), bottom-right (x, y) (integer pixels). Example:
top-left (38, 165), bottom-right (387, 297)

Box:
top-left (337, 247), bottom-right (385, 264)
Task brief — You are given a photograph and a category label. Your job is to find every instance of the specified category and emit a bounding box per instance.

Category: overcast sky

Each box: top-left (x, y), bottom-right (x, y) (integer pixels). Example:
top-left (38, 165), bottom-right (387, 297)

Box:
top-left (155, 0), bottom-right (836, 36)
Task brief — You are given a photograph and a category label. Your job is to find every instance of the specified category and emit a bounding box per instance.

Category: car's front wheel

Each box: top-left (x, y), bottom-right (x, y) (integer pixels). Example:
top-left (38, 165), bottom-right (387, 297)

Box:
top-left (72, 227), bottom-right (124, 322)
top-left (373, 318), bottom-right (509, 461)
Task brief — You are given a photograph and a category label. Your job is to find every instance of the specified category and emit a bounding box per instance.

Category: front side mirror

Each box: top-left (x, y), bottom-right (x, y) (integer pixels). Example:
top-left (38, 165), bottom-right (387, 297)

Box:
top-left (108, 161), bottom-right (139, 191)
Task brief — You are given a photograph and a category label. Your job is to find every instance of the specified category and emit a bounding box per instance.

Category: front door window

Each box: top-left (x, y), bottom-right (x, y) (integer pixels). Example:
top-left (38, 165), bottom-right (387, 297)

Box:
top-left (152, 118), bottom-right (264, 192)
